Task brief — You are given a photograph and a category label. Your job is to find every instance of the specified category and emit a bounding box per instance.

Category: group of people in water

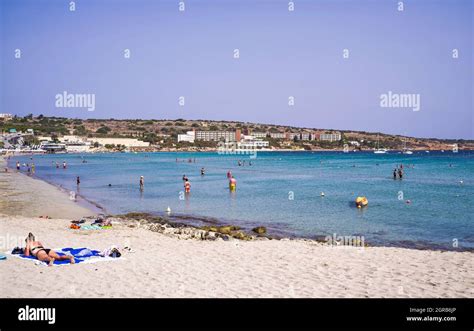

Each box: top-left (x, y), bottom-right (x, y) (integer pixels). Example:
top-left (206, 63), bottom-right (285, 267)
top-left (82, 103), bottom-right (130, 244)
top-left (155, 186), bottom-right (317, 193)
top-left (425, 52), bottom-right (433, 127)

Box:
top-left (16, 160), bottom-right (35, 174)
top-left (138, 168), bottom-right (238, 194)
top-left (176, 158), bottom-right (196, 163)
top-left (393, 164), bottom-right (404, 180)
top-left (237, 160), bottom-right (252, 166)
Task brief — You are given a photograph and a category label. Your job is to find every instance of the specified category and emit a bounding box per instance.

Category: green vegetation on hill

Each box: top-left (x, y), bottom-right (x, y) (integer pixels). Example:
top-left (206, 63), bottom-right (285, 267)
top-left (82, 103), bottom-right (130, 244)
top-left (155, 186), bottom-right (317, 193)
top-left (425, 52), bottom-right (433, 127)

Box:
top-left (1, 115), bottom-right (473, 151)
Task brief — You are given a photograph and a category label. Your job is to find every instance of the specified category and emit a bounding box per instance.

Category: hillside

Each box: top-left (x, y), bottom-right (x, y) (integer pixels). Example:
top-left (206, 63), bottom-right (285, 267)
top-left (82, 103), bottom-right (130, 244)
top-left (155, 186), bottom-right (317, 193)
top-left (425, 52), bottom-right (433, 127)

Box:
top-left (1, 115), bottom-right (473, 151)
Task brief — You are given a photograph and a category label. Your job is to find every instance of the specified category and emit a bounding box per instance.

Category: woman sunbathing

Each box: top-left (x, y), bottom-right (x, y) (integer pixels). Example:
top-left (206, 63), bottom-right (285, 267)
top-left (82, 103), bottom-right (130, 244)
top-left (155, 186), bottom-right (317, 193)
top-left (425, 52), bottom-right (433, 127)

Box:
top-left (24, 233), bottom-right (74, 266)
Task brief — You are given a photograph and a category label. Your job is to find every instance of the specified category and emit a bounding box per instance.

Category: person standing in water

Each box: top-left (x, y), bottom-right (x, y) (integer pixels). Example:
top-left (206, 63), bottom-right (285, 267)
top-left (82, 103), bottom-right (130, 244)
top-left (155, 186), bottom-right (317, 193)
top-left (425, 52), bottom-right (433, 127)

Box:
top-left (393, 168), bottom-right (397, 180)
top-left (16, 161), bottom-right (20, 171)
top-left (184, 178), bottom-right (191, 193)
top-left (31, 163), bottom-right (35, 174)
top-left (229, 176), bottom-right (237, 191)
top-left (398, 168), bottom-right (403, 180)
top-left (182, 174), bottom-right (188, 181)
top-left (76, 176), bottom-right (81, 186)
top-left (63, 161), bottom-right (67, 169)
top-left (139, 176), bottom-right (144, 190)
top-left (227, 170), bottom-right (232, 179)
top-left (200, 168), bottom-right (205, 176)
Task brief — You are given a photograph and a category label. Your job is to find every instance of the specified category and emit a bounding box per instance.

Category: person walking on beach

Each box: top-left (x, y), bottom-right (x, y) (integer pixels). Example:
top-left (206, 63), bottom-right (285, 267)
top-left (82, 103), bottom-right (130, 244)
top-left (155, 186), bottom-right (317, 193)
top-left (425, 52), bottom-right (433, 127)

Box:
top-left (76, 176), bottom-right (81, 186)
top-left (139, 176), bottom-right (144, 190)
top-left (184, 178), bottom-right (191, 193)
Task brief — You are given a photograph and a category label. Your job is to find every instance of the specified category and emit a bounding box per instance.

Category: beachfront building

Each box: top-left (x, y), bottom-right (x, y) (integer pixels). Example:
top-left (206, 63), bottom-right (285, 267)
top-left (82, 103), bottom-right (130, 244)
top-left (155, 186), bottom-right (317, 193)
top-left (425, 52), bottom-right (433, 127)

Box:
top-left (40, 141), bottom-right (67, 153)
top-left (269, 132), bottom-right (286, 139)
top-left (286, 133), bottom-right (300, 140)
top-left (87, 137), bottom-right (150, 148)
top-left (178, 131), bottom-right (195, 143)
top-left (239, 138), bottom-right (269, 149)
top-left (301, 133), bottom-right (315, 141)
top-left (249, 132), bottom-right (267, 139)
top-left (58, 136), bottom-right (91, 152)
top-left (195, 129), bottom-right (241, 142)
top-left (319, 132), bottom-right (342, 142)
top-left (0, 113), bottom-right (14, 120)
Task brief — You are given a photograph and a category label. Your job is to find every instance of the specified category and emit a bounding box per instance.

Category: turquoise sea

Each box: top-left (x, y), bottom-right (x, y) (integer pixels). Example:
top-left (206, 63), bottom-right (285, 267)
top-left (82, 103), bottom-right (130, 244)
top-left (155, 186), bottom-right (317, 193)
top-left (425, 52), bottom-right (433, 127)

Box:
top-left (9, 151), bottom-right (474, 250)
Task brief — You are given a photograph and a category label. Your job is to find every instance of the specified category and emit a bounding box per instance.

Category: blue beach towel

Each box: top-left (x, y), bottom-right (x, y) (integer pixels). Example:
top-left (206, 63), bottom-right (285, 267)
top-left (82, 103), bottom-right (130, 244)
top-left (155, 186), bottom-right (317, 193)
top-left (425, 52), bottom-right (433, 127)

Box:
top-left (10, 247), bottom-right (119, 266)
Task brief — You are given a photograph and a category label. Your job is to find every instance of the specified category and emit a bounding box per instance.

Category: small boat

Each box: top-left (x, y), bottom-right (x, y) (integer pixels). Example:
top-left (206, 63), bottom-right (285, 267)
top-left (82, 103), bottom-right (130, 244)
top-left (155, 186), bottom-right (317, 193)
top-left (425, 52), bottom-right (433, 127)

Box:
top-left (374, 135), bottom-right (387, 154)
top-left (402, 137), bottom-right (413, 154)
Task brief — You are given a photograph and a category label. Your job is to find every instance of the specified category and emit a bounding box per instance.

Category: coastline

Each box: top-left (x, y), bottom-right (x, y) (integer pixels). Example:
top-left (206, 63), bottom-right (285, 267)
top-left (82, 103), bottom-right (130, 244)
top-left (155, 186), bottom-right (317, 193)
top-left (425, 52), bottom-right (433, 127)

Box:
top-left (0, 157), bottom-right (95, 219)
top-left (3, 153), bottom-right (473, 252)
top-left (1, 157), bottom-right (473, 298)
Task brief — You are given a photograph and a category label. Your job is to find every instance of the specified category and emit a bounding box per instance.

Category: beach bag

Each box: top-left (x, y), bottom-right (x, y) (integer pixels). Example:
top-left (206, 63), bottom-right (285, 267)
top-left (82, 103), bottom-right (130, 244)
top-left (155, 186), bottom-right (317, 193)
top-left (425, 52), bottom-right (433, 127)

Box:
top-left (109, 248), bottom-right (121, 258)
top-left (11, 247), bottom-right (24, 255)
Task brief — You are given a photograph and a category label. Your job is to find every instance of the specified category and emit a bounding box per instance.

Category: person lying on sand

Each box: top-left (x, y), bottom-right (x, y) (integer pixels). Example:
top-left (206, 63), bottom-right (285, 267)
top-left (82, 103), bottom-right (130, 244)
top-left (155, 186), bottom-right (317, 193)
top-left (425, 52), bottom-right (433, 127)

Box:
top-left (24, 233), bottom-right (74, 266)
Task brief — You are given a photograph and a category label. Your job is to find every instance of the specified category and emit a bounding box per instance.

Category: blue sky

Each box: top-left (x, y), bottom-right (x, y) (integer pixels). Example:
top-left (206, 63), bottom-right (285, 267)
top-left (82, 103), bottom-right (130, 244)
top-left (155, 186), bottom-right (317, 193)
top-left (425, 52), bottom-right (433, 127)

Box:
top-left (0, 0), bottom-right (472, 139)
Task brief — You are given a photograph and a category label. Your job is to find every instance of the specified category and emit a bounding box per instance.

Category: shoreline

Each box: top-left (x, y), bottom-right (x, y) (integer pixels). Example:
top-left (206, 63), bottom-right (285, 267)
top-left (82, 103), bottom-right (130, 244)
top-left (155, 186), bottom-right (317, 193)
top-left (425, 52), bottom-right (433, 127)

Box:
top-left (3, 155), bottom-right (472, 252)
top-left (1, 156), bottom-right (473, 298)
top-left (2, 148), bottom-right (473, 156)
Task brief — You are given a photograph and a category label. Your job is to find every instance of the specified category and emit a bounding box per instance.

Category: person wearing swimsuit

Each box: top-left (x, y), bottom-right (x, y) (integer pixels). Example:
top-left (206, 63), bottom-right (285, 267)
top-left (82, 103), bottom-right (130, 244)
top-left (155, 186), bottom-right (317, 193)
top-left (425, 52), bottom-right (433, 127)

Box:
top-left (24, 233), bottom-right (74, 266)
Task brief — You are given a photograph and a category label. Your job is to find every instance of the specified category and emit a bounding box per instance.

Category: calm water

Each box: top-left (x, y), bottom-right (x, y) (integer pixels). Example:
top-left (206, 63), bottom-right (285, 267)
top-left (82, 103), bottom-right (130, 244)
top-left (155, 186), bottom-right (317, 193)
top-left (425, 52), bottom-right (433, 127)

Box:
top-left (9, 151), bottom-right (474, 249)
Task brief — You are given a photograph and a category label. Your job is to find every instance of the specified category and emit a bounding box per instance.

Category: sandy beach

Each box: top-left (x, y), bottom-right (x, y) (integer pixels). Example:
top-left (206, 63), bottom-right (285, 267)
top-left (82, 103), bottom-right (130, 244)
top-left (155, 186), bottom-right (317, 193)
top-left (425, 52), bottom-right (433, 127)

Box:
top-left (1, 158), bottom-right (473, 298)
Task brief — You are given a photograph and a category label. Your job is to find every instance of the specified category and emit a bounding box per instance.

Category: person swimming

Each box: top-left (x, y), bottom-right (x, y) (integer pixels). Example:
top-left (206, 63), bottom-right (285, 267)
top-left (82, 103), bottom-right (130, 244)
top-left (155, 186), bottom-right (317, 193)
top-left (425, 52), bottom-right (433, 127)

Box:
top-left (182, 174), bottom-right (188, 181)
